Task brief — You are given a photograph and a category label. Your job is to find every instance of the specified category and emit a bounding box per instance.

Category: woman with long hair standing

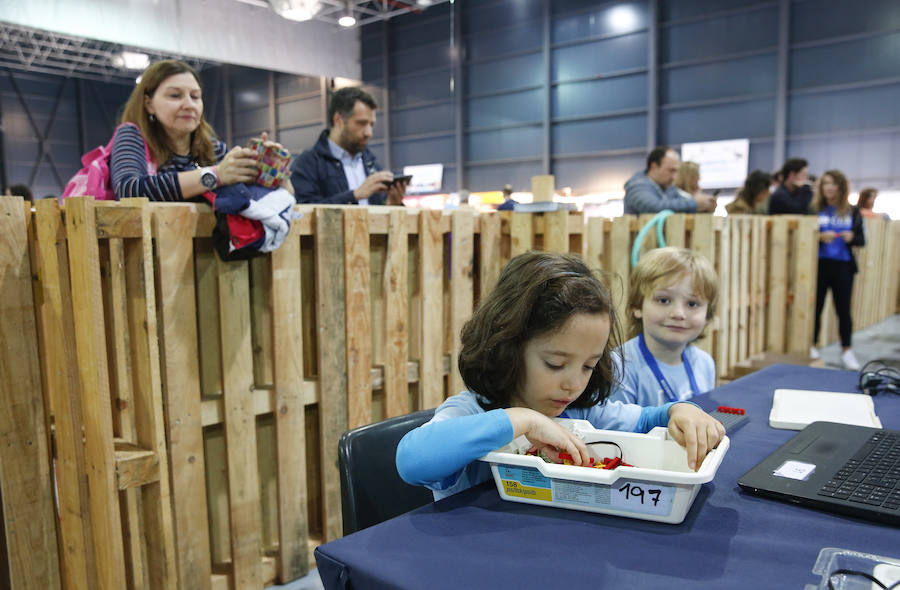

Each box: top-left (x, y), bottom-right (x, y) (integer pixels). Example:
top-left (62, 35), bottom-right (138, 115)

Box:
top-left (810, 170), bottom-right (865, 369)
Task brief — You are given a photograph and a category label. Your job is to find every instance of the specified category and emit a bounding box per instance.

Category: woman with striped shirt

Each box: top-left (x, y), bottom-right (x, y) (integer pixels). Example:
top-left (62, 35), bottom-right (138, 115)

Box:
top-left (110, 60), bottom-right (290, 201)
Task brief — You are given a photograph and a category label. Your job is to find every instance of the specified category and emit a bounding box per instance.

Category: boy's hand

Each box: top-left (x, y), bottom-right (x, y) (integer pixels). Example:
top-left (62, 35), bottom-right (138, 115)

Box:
top-left (505, 407), bottom-right (591, 466)
top-left (667, 403), bottom-right (726, 471)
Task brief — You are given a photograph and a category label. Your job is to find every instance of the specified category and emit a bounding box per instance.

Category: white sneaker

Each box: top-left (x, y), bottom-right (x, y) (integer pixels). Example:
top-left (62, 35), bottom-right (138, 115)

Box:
top-left (841, 349), bottom-right (861, 371)
top-left (809, 346), bottom-right (821, 360)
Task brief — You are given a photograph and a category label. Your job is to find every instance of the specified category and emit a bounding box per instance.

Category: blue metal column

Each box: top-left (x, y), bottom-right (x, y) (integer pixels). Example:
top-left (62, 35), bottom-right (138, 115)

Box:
top-left (646, 0), bottom-right (658, 149)
top-left (773, 0), bottom-right (790, 169)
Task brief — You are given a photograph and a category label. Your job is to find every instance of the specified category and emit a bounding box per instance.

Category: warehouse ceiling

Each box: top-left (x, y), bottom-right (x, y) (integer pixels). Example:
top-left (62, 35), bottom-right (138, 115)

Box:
top-left (257, 0), bottom-right (451, 27)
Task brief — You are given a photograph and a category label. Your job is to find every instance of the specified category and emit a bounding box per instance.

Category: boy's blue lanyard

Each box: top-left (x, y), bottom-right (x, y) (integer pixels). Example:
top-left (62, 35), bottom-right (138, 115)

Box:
top-left (638, 333), bottom-right (700, 402)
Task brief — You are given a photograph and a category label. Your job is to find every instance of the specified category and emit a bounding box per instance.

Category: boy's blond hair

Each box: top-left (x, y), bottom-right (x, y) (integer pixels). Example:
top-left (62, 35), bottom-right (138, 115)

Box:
top-left (627, 247), bottom-right (719, 340)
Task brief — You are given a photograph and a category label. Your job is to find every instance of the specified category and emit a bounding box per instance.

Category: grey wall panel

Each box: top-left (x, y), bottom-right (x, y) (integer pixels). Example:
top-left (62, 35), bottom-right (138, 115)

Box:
top-left (466, 126), bottom-right (542, 161)
top-left (392, 103), bottom-right (454, 137)
top-left (391, 19), bottom-right (451, 52)
top-left (747, 141), bottom-right (775, 175)
top-left (466, 20), bottom-right (543, 61)
top-left (661, 6), bottom-right (777, 63)
top-left (368, 144), bottom-right (387, 167)
top-left (660, 0), bottom-right (768, 22)
top-left (553, 115), bottom-right (648, 154)
top-left (362, 56), bottom-right (384, 82)
top-left (392, 136), bottom-right (455, 166)
top-left (391, 48), bottom-right (451, 76)
top-left (276, 75), bottom-right (321, 98)
top-left (278, 125), bottom-right (323, 154)
top-left (791, 0), bottom-right (900, 43)
top-left (660, 99), bottom-right (775, 143)
top-left (786, 131), bottom-right (900, 187)
top-left (391, 70), bottom-right (452, 106)
top-left (465, 0), bottom-right (543, 35)
top-left (552, 1), bottom-right (649, 44)
top-left (553, 75), bottom-right (648, 118)
top-left (361, 29), bottom-right (383, 56)
top-left (232, 105), bottom-right (270, 136)
top-left (468, 89), bottom-right (542, 129)
top-left (553, 153), bottom-right (646, 194)
top-left (466, 53), bottom-right (544, 94)
top-left (661, 54), bottom-right (777, 104)
top-left (788, 84), bottom-right (900, 135)
top-left (465, 161), bottom-right (542, 192)
top-left (552, 32), bottom-right (649, 81)
top-left (277, 96), bottom-right (321, 126)
top-left (790, 32), bottom-right (900, 90)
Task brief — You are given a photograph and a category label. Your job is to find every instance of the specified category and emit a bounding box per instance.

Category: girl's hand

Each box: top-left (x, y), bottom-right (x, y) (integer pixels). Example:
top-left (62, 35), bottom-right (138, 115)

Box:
top-left (667, 403), bottom-right (726, 471)
top-left (505, 407), bottom-right (591, 466)
top-left (820, 230), bottom-right (837, 244)
top-left (841, 230), bottom-right (854, 243)
top-left (217, 146), bottom-right (258, 186)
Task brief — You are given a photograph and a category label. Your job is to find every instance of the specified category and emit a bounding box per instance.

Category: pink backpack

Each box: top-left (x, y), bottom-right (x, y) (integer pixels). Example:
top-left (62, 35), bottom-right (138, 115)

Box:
top-left (62, 123), bottom-right (156, 201)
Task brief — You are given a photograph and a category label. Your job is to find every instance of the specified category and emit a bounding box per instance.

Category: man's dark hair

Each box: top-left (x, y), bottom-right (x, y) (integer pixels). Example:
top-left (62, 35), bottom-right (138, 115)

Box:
top-left (7, 183), bottom-right (33, 201)
top-left (328, 87), bottom-right (377, 127)
top-left (779, 158), bottom-right (808, 180)
top-left (645, 146), bottom-right (673, 173)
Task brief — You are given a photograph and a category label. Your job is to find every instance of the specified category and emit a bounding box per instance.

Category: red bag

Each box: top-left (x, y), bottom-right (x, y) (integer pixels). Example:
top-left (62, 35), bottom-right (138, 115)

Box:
top-left (62, 123), bottom-right (155, 201)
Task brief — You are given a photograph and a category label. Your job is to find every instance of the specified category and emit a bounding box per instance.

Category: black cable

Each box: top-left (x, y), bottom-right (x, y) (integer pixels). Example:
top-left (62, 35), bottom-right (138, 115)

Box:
top-left (857, 360), bottom-right (900, 396)
top-left (828, 567), bottom-right (900, 590)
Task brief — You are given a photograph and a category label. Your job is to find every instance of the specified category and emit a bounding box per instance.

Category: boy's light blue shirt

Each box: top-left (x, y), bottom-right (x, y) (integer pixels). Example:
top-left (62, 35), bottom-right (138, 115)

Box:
top-left (396, 391), bottom-right (675, 500)
top-left (609, 336), bottom-right (716, 406)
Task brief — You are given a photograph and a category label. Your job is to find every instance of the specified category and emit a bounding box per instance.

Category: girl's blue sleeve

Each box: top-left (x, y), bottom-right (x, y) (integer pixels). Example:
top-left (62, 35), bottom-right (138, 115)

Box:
top-left (396, 409), bottom-right (513, 489)
top-left (633, 401), bottom-right (702, 432)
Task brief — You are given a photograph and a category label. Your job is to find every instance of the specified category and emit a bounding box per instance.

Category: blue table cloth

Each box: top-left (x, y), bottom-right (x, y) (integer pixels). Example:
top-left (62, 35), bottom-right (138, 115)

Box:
top-left (315, 365), bottom-right (899, 589)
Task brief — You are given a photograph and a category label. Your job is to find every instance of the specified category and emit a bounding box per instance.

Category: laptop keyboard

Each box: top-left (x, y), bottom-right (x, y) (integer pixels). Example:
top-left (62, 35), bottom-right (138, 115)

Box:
top-left (817, 431), bottom-right (900, 510)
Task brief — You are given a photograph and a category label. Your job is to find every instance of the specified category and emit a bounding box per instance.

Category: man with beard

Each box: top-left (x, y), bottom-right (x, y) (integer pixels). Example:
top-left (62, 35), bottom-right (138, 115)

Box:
top-left (290, 87), bottom-right (406, 205)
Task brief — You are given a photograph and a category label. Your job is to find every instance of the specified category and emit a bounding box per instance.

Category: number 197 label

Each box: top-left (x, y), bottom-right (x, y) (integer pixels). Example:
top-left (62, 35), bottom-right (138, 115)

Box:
top-left (610, 479), bottom-right (675, 516)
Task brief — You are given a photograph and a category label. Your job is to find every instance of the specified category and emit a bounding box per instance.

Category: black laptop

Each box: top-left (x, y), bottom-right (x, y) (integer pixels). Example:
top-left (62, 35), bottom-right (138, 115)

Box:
top-left (738, 421), bottom-right (900, 525)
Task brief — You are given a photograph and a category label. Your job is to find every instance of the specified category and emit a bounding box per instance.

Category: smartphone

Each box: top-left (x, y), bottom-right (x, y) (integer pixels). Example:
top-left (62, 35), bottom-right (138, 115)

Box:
top-left (390, 174), bottom-right (413, 186)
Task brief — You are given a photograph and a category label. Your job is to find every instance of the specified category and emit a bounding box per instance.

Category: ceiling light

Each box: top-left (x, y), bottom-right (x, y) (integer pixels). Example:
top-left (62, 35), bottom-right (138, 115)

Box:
top-left (416, 0), bottom-right (433, 6)
top-left (269, 0), bottom-right (321, 22)
top-left (111, 51), bottom-right (150, 70)
top-left (338, 14), bottom-right (356, 26)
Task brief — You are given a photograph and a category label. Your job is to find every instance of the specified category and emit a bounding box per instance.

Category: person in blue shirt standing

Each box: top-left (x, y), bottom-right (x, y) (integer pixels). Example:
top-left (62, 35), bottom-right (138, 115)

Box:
top-left (396, 251), bottom-right (725, 500)
top-left (623, 147), bottom-right (716, 214)
top-left (810, 170), bottom-right (865, 369)
top-left (609, 247), bottom-right (719, 407)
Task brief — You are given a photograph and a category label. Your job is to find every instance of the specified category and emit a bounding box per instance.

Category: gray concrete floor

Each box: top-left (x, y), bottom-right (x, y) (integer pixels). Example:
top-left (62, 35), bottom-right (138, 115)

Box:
top-left (267, 314), bottom-right (900, 590)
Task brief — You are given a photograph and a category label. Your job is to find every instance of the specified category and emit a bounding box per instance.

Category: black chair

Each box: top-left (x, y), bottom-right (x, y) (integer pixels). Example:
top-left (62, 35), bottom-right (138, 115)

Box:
top-left (338, 409), bottom-right (436, 536)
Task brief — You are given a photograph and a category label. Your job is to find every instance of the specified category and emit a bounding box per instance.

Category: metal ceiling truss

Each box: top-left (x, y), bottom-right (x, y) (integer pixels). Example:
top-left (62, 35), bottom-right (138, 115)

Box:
top-left (244, 0), bottom-right (452, 27)
top-left (0, 23), bottom-right (210, 84)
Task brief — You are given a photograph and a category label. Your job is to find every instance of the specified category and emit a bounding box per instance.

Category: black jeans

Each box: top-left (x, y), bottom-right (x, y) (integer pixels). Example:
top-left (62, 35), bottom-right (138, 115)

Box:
top-left (814, 258), bottom-right (855, 348)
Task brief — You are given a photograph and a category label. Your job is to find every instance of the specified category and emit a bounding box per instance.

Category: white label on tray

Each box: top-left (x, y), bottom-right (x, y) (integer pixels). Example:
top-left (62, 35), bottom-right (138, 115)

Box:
top-left (609, 479), bottom-right (676, 516)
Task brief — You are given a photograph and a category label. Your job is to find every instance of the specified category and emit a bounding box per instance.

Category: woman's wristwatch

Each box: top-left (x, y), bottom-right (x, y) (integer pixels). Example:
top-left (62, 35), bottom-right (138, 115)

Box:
top-left (199, 166), bottom-right (218, 190)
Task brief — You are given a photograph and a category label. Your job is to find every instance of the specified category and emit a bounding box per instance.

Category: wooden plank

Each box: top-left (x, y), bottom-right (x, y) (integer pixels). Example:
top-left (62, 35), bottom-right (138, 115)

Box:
top-left (0, 197), bottom-right (62, 590)
top-left (122, 199), bottom-right (177, 589)
top-left (608, 216), bottom-right (632, 340)
top-left (767, 218), bottom-right (788, 352)
top-left (314, 208), bottom-right (347, 542)
top-left (664, 213), bottom-right (686, 249)
top-left (788, 216), bottom-right (818, 354)
top-left (509, 212), bottom-right (532, 258)
top-left (543, 210), bottom-right (568, 253)
top-left (250, 257), bottom-right (275, 387)
top-left (196, 241), bottom-right (223, 396)
top-left (449, 208), bottom-right (474, 397)
top-left (728, 217), bottom-right (741, 370)
top-left (478, 212), bottom-right (502, 300)
top-left (270, 228), bottom-right (310, 581)
top-left (65, 197), bottom-right (127, 589)
top-left (343, 208), bottom-right (373, 430)
top-left (216, 255), bottom-right (263, 589)
top-left (585, 217), bottom-right (605, 272)
top-left (637, 213), bottom-right (658, 259)
top-left (33, 199), bottom-right (95, 590)
top-left (152, 206), bottom-right (213, 590)
top-left (693, 215), bottom-right (719, 365)
top-left (418, 209), bottom-right (444, 410)
top-left (531, 175), bottom-right (555, 202)
top-left (738, 217), bottom-right (751, 363)
top-left (115, 443), bottom-right (160, 490)
top-left (383, 209), bottom-right (409, 418)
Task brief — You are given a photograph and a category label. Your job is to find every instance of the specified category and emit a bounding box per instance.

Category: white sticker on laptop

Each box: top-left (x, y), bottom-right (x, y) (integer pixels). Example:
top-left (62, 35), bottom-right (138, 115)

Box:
top-left (773, 460), bottom-right (816, 481)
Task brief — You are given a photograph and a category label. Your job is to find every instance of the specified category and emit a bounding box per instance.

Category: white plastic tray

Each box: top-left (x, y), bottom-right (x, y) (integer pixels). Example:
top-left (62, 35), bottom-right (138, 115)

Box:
top-left (769, 389), bottom-right (882, 430)
top-left (479, 419), bottom-right (729, 524)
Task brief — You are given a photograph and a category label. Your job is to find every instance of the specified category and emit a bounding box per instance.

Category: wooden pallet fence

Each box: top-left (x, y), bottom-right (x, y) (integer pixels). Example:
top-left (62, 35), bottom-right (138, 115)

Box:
top-left (2, 199), bottom-right (899, 590)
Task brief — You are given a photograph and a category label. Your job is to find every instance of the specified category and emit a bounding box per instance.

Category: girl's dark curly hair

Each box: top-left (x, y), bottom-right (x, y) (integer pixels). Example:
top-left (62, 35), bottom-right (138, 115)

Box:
top-left (458, 251), bottom-right (621, 411)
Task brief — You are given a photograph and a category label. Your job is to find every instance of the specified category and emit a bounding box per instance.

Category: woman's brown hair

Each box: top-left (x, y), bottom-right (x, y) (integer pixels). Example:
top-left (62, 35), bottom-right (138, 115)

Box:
top-left (813, 169), bottom-right (851, 217)
top-left (120, 60), bottom-right (217, 166)
top-left (458, 251), bottom-right (621, 411)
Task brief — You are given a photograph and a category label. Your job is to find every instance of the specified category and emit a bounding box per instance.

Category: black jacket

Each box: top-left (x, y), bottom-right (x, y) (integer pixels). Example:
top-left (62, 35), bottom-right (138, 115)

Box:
top-left (289, 129), bottom-right (387, 205)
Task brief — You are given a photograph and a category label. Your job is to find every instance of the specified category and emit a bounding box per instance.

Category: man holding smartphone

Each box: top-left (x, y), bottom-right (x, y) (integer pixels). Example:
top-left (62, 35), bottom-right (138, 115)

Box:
top-left (290, 87), bottom-right (407, 205)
